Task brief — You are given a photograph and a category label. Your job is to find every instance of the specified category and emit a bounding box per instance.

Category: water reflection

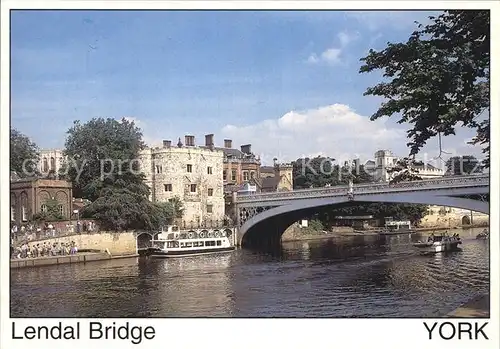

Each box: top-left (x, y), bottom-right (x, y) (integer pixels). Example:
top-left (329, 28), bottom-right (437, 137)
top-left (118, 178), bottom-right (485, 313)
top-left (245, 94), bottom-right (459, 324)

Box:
top-left (11, 228), bottom-right (489, 318)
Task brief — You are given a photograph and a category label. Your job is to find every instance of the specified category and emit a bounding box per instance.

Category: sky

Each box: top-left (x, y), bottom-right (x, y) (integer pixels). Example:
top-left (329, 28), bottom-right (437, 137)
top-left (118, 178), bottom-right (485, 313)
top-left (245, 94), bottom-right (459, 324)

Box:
top-left (10, 10), bottom-right (486, 166)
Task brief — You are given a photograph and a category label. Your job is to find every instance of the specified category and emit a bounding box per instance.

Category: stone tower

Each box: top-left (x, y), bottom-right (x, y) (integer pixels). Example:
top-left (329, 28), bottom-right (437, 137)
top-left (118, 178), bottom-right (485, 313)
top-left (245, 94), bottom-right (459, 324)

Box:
top-left (274, 162), bottom-right (294, 191)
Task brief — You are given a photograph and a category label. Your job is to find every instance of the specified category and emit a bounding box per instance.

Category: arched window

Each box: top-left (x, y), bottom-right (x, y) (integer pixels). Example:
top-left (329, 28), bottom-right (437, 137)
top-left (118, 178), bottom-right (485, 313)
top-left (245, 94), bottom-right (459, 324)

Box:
top-left (41, 204), bottom-right (47, 212)
top-left (43, 158), bottom-right (48, 173)
top-left (50, 157), bottom-right (56, 171)
top-left (20, 192), bottom-right (28, 222)
top-left (10, 194), bottom-right (16, 222)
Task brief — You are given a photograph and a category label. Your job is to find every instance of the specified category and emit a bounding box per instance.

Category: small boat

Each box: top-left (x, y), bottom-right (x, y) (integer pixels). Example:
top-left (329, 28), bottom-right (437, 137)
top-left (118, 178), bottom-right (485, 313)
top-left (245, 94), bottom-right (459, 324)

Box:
top-left (145, 226), bottom-right (235, 258)
top-left (476, 229), bottom-right (489, 240)
top-left (378, 229), bottom-right (415, 236)
top-left (413, 234), bottom-right (462, 254)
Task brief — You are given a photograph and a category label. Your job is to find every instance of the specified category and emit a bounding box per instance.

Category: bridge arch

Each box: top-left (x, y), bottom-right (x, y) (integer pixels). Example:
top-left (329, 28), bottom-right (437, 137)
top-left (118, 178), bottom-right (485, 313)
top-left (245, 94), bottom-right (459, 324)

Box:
top-left (238, 192), bottom-right (489, 247)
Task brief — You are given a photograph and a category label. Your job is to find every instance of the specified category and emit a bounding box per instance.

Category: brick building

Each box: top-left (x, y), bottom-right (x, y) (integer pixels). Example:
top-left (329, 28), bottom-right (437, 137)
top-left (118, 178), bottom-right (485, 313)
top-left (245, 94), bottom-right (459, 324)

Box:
top-left (10, 174), bottom-right (73, 226)
top-left (216, 138), bottom-right (261, 191)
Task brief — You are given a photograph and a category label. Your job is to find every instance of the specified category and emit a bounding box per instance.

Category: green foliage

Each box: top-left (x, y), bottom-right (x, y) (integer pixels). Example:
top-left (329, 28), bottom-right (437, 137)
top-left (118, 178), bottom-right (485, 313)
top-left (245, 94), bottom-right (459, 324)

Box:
top-left (292, 157), bottom-right (373, 189)
top-left (445, 155), bottom-right (483, 176)
top-left (81, 188), bottom-right (181, 231)
top-left (33, 197), bottom-right (64, 222)
top-left (360, 10), bottom-right (490, 167)
top-left (292, 157), bottom-right (428, 226)
top-left (62, 117), bottom-right (175, 231)
top-left (386, 158), bottom-right (423, 184)
top-left (167, 196), bottom-right (185, 218)
top-left (307, 219), bottom-right (324, 232)
top-left (61, 117), bottom-right (147, 200)
top-left (10, 128), bottom-right (40, 177)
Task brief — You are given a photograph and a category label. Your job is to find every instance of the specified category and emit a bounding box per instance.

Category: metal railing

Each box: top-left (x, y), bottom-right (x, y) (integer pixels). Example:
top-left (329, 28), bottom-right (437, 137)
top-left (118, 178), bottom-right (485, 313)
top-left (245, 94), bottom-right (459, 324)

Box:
top-left (11, 225), bottom-right (98, 245)
top-left (236, 174), bottom-right (489, 203)
top-left (177, 219), bottom-right (234, 230)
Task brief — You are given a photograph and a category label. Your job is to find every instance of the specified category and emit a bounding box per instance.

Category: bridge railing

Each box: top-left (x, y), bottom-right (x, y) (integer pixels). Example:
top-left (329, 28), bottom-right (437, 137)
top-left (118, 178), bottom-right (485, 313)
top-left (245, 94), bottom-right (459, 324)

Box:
top-left (235, 174), bottom-right (489, 203)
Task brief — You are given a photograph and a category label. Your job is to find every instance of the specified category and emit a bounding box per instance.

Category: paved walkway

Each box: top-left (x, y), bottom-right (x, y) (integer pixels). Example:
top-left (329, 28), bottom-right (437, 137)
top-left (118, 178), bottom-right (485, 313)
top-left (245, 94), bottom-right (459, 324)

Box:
top-left (447, 294), bottom-right (490, 318)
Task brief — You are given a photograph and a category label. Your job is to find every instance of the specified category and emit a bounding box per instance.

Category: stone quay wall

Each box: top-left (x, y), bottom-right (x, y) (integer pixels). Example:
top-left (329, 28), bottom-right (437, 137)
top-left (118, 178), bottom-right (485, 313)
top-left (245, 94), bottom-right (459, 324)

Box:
top-left (25, 231), bottom-right (138, 256)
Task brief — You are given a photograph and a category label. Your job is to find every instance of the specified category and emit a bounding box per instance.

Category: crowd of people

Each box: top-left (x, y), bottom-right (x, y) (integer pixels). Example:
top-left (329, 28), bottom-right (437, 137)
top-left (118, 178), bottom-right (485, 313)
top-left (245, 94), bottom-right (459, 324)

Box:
top-left (11, 220), bottom-right (97, 242)
top-left (9, 221), bottom-right (94, 260)
top-left (11, 241), bottom-right (79, 259)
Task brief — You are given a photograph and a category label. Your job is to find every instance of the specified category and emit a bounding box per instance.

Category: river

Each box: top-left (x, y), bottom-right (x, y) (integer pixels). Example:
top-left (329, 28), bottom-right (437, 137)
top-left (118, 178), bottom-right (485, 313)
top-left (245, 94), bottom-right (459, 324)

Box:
top-left (10, 227), bottom-right (489, 317)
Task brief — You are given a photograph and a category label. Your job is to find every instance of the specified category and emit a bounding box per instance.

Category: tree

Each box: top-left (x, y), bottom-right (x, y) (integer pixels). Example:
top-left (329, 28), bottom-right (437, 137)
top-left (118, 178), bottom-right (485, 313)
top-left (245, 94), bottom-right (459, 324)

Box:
top-left (386, 158), bottom-right (423, 184)
top-left (360, 10), bottom-right (490, 167)
top-left (292, 156), bottom-right (428, 227)
top-left (10, 128), bottom-right (39, 177)
top-left (445, 155), bottom-right (483, 176)
top-left (61, 117), bottom-right (147, 200)
top-left (292, 157), bottom-right (375, 189)
top-left (61, 117), bottom-right (165, 231)
top-left (81, 188), bottom-right (179, 231)
top-left (32, 197), bottom-right (64, 222)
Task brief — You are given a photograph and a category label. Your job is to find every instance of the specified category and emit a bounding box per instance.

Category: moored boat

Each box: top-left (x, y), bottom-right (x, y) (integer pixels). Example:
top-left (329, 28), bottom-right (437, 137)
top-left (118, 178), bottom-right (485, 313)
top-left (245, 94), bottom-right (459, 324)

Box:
top-left (413, 234), bottom-right (462, 254)
top-left (476, 229), bottom-right (489, 240)
top-left (145, 226), bottom-right (235, 258)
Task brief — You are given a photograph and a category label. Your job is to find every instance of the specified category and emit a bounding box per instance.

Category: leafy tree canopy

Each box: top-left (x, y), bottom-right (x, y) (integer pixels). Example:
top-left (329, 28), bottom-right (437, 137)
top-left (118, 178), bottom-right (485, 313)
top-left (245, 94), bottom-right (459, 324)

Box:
top-left (61, 117), bottom-right (147, 201)
top-left (62, 117), bottom-right (177, 231)
top-left (10, 128), bottom-right (39, 177)
top-left (445, 155), bottom-right (483, 176)
top-left (32, 197), bottom-right (63, 222)
top-left (291, 157), bottom-right (428, 226)
top-left (81, 188), bottom-right (180, 231)
top-left (360, 10), bottom-right (490, 167)
top-left (292, 157), bottom-right (374, 189)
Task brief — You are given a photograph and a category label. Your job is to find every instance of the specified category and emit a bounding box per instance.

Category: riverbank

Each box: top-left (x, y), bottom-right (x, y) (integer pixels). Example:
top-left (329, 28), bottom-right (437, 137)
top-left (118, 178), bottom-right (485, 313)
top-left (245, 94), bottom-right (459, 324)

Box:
top-left (447, 294), bottom-right (490, 318)
top-left (281, 224), bottom-right (488, 242)
top-left (10, 252), bottom-right (138, 269)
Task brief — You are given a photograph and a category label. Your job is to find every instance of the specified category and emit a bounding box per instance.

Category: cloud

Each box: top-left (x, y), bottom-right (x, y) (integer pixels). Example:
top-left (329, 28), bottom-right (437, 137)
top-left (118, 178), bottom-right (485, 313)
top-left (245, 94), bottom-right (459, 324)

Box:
top-left (121, 116), bottom-right (142, 126)
top-left (307, 48), bottom-right (342, 65)
top-left (307, 31), bottom-right (357, 66)
top-left (337, 31), bottom-right (359, 46)
top-left (221, 103), bottom-right (406, 164)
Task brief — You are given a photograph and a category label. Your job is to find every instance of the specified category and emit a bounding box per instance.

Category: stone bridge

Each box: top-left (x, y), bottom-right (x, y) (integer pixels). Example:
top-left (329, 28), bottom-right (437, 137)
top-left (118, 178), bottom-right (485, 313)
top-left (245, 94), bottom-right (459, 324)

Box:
top-left (234, 174), bottom-right (489, 247)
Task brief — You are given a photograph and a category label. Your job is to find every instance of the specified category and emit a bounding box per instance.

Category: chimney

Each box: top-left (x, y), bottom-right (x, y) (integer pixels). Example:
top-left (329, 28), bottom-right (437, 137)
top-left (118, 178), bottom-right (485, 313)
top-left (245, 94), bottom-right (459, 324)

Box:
top-left (224, 139), bottom-right (232, 148)
top-left (185, 135), bottom-right (195, 147)
top-left (241, 144), bottom-right (251, 154)
top-left (205, 134), bottom-right (214, 148)
top-left (162, 140), bottom-right (171, 148)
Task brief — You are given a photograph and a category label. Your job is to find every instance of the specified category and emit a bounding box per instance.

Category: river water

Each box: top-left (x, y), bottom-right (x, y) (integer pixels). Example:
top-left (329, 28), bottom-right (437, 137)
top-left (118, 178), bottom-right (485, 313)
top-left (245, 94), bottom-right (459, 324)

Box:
top-left (10, 227), bottom-right (489, 318)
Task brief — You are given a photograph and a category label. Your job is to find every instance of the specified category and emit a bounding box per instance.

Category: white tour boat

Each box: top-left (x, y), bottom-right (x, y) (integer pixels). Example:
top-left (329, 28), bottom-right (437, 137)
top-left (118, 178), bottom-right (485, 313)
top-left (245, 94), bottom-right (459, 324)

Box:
top-left (413, 234), bottom-right (462, 254)
top-left (146, 226), bottom-right (235, 258)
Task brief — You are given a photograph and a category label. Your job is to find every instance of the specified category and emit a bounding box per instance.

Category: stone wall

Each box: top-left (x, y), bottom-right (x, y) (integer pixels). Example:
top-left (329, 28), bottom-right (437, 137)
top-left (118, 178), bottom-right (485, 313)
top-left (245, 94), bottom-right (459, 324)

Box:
top-left (419, 206), bottom-right (489, 228)
top-left (139, 146), bottom-right (225, 223)
top-left (26, 231), bottom-right (137, 256)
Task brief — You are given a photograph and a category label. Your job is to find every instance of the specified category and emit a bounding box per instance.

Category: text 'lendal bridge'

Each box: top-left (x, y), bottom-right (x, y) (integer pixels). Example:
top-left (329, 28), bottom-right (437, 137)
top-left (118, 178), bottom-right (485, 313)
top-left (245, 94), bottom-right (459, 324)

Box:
top-left (233, 174), bottom-right (489, 247)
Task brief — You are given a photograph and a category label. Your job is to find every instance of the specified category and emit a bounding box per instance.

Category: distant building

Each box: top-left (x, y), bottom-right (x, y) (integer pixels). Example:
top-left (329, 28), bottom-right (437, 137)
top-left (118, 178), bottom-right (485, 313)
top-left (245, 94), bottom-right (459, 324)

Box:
top-left (216, 138), bottom-right (261, 191)
top-left (139, 135), bottom-right (225, 225)
top-left (259, 166), bottom-right (275, 178)
top-left (10, 175), bottom-right (73, 226)
top-left (38, 149), bottom-right (65, 176)
top-left (372, 149), bottom-right (444, 182)
top-left (254, 162), bottom-right (294, 192)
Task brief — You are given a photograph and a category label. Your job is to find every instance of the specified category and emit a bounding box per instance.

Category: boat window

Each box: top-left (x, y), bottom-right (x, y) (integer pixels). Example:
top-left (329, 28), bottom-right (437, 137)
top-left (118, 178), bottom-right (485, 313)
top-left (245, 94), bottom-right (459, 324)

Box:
top-left (180, 243), bottom-right (185, 247)
top-left (185, 242), bottom-right (193, 248)
top-left (216, 240), bottom-right (221, 246)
